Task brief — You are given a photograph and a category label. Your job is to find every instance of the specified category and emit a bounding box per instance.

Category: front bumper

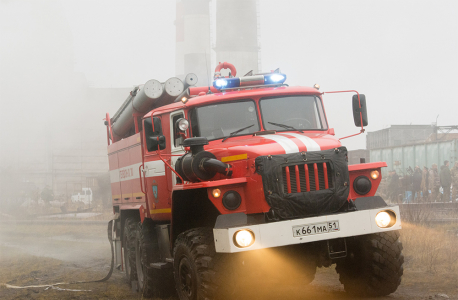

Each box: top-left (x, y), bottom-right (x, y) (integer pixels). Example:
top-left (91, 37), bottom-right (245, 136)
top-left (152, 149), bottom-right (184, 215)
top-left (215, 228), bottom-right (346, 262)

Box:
top-left (213, 206), bottom-right (401, 253)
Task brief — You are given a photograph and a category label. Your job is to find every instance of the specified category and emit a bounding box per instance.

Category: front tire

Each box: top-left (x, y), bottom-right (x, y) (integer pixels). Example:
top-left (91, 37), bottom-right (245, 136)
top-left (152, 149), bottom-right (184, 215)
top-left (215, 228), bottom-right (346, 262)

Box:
top-left (173, 228), bottom-right (241, 300)
top-left (335, 231), bottom-right (404, 297)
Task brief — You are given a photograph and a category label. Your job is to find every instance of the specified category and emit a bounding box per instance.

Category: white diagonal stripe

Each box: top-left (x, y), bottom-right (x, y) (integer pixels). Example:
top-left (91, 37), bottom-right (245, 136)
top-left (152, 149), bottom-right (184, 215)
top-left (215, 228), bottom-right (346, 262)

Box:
top-left (280, 132), bottom-right (321, 152)
top-left (262, 134), bottom-right (299, 154)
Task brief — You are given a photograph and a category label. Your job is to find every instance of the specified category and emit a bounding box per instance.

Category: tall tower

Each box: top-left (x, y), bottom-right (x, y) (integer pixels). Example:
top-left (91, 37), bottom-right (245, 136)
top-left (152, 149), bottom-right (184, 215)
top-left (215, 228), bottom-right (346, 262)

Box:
top-left (175, 0), bottom-right (211, 86)
top-left (214, 0), bottom-right (260, 76)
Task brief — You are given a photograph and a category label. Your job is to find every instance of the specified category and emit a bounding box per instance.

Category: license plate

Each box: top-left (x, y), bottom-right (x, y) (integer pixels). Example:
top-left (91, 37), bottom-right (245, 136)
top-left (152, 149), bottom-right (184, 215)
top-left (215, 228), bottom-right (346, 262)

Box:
top-left (292, 221), bottom-right (340, 237)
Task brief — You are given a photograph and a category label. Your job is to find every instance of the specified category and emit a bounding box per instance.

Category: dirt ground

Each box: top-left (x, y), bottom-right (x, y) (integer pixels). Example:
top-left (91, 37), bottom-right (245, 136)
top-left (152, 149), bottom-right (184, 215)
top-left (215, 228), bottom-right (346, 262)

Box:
top-left (0, 220), bottom-right (457, 300)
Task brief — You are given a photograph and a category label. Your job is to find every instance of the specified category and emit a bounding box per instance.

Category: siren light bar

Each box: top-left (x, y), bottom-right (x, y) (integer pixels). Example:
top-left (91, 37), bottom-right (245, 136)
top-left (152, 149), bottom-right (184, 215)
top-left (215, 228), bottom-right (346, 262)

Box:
top-left (213, 72), bottom-right (287, 90)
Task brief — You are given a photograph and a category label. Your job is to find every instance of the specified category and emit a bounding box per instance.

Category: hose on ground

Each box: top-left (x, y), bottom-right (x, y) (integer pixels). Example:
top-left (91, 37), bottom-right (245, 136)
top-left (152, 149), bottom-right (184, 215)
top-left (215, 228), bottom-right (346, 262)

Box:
top-left (3, 220), bottom-right (115, 291)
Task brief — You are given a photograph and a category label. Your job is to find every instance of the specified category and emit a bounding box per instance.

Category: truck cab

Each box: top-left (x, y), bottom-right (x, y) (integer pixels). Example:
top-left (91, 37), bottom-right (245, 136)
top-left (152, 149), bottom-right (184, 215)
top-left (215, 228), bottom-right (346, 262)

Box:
top-left (106, 64), bottom-right (403, 300)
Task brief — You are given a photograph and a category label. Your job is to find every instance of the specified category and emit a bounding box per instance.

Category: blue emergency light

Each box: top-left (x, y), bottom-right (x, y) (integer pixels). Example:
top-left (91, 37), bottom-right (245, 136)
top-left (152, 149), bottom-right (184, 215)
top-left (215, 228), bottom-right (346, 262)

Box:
top-left (214, 77), bottom-right (240, 89)
top-left (264, 73), bottom-right (286, 85)
top-left (213, 72), bottom-right (287, 90)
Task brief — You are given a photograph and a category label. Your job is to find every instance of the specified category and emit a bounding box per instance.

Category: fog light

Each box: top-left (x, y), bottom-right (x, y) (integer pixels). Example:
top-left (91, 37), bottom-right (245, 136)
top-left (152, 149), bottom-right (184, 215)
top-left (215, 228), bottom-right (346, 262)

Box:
top-left (233, 229), bottom-right (255, 248)
top-left (222, 191), bottom-right (241, 210)
top-left (353, 176), bottom-right (372, 195)
top-left (212, 188), bottom-right (221, 198)
top-left (375, 211), bottom-right (396, 228)
top-left (370, 170), bottom-right (380, 180)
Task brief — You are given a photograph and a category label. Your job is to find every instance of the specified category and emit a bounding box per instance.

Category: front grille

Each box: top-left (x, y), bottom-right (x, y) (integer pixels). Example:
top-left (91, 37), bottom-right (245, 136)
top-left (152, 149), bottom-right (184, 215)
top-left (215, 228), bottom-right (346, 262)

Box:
top-left (282, 162), bottom-right (333, 194)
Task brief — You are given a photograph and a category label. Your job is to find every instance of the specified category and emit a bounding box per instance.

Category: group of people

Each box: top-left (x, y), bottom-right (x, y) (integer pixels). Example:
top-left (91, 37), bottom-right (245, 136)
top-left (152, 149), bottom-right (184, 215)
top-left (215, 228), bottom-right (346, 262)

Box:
top-left (387, 160), bottom-right (458, 202)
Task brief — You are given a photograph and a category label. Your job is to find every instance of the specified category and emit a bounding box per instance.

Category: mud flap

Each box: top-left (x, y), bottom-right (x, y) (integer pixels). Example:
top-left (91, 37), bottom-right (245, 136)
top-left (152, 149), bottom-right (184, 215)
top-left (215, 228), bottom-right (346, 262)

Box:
top-left (108, 216), bottom-right (122, 271)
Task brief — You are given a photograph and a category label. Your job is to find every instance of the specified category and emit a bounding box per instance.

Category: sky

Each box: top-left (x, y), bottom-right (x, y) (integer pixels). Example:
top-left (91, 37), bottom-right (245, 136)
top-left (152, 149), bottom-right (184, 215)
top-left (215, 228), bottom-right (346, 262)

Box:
top-left (1, 0), bottom-right (457, 151)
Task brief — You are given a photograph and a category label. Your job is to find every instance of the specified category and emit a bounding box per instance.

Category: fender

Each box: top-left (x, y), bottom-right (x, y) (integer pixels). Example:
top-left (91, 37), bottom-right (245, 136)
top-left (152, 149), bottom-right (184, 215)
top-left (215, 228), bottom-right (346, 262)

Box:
top-left (348, 162), bottom-right (387, 200)
top-left (172, 177), bottom-right (247, 191)
top-left (119, 204), bottom-right (148, 223)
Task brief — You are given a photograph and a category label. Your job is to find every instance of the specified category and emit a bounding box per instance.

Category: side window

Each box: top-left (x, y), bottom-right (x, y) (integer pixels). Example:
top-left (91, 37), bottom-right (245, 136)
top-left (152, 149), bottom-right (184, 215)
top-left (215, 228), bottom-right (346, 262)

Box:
top-left (189, 108), bottom-right (200, 137)
top-left (144, 116), bottom-right (165, 152)
top-left (172, 113), bottom-right (185, 147)
top-left (145, 117), bottom-right (163, 136)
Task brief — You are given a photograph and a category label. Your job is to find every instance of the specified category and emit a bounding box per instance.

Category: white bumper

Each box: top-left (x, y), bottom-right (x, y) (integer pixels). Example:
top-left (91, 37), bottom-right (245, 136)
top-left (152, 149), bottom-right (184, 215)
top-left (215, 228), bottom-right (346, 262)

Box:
top-left (213, 206), bottom-right (401, 253)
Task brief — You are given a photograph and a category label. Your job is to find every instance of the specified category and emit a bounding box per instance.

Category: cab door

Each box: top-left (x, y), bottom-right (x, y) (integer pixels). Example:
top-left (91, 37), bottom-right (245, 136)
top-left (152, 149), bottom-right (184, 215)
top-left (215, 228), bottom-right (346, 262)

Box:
top-left (143, 116), bottom-right (170, 220)
top-left (169, 110), bottom-right (186, 186)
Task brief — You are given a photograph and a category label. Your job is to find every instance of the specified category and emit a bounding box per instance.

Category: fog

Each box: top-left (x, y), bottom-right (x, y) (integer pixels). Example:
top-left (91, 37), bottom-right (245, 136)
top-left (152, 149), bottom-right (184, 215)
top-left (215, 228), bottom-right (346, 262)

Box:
top-left (1, 0), bottom-right (456, 160)
top-left (0, 1), bottom-right (457, 299)
top-left (2, 0), bottom-right (457, 197)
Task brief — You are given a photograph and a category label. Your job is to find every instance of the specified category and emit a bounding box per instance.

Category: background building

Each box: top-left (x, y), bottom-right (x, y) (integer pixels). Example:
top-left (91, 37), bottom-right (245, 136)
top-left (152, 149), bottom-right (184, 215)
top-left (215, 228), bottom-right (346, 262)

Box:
top-left (366, 125), bottom-right (435, 150)
top-left (175, 0), bottom-right (211, 86)
top-left (364, 125), bottom-right (458, 176)
top-left (214, 0), bottom-right (261, 76)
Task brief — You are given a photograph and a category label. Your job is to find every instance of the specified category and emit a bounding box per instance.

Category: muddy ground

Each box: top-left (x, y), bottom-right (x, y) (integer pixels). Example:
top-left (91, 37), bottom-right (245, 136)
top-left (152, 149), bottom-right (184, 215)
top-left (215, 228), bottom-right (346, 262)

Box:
top-left (0, 220), bottom-right (457, 300)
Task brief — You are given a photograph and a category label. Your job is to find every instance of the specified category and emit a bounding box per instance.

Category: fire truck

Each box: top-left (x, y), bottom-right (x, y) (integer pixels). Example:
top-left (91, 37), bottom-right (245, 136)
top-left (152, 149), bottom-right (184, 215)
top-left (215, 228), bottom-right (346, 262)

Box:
top-left (105, 62), bottom-right (404, 300)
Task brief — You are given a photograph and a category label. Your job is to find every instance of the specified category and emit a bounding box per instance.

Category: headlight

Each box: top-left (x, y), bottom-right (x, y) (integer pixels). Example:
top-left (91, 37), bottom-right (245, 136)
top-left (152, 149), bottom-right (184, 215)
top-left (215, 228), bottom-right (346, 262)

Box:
top-left (375, 211), bottom-right (396, 228)
top-left (233, 229), bottom-right (255, 248)
top-left (370, 170), bottom-right (380, 180)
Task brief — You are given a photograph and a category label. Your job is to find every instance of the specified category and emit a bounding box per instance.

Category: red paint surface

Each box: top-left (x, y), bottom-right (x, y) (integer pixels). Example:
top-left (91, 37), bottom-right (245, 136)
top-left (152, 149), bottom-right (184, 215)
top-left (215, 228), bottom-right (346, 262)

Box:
top-left (108, 84), bottom-right (383, 220)
top-left (348, 166), bottom-right (384, 200)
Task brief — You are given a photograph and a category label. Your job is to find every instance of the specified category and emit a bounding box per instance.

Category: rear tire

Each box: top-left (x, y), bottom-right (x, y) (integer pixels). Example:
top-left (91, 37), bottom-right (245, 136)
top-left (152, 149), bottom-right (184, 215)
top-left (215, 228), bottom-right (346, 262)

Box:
top-left (135, 221), bottom-right (156, 297)
top-left (135, 220), bottom-right (174, 298)
top-left (123, 218), bottom-right (137, 284)
top-left (335, 231), bottom-right (404, 297)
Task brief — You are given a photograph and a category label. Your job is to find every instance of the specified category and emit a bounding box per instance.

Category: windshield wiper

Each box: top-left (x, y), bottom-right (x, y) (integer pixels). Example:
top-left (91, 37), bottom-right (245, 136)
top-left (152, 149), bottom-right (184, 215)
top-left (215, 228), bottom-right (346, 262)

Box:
top-left (222, 124), bottom-right (255, 142)
top-left (268, 122), bottom-right (304, 133)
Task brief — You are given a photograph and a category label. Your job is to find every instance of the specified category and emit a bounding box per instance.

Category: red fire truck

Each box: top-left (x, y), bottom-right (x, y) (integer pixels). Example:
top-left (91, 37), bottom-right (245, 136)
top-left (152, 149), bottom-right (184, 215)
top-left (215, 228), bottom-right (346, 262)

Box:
top-left (105, 63), bottom-right (403, 300)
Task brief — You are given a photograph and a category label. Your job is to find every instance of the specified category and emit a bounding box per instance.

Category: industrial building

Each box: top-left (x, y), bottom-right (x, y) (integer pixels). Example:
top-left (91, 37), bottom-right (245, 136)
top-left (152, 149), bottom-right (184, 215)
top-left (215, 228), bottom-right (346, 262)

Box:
top-left (366, 125), bottom-right (435, 150)
top-left (175, 0), bottom-right (261, 84)
top-left (352, 124), bottom-right (458, 176)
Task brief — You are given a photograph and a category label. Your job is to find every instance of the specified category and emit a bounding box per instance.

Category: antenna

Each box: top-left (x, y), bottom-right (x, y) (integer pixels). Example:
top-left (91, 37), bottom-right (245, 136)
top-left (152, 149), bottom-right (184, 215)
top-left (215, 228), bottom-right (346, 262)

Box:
top-left (205, 50), bottom-right (213, 94)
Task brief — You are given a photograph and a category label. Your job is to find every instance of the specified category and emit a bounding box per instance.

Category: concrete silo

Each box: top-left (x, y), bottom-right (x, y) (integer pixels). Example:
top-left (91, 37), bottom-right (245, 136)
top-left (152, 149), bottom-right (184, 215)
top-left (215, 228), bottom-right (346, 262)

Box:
top-left (175, 0), bottom-right (212, 86)
top-left (214, 0), bottom-right (260, 75)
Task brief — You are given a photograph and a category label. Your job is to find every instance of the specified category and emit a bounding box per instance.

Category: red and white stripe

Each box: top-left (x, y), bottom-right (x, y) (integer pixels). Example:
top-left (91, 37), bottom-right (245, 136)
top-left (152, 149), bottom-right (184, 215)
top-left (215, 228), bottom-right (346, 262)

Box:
top-left (261, 134), bottom-right (322, 154)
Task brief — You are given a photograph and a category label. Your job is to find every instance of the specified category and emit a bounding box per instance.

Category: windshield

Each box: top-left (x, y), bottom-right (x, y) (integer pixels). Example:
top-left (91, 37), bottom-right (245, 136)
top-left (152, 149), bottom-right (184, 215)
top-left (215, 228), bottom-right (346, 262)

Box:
top-left (190, 100), bottom-right (260, 141)
top-left (260, 95), bottom-right (327, 131)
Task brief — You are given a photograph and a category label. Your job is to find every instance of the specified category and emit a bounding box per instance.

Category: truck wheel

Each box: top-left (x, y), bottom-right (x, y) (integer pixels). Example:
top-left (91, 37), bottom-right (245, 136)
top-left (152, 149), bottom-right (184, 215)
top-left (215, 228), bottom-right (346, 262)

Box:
top-left (135, 221), bottom-right (157, 297)
top-left (173, 228), bottom-right (239, 300)
top-left (123, 218), bottom-right (137, 284)
top-left (135, 220), bottom-right (175, 298)
top-left (335, 231), bottom-right (404, 297)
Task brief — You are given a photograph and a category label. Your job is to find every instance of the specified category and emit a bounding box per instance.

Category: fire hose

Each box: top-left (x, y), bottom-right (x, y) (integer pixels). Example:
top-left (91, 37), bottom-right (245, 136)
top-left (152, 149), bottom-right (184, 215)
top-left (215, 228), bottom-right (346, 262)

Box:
top-left (3, 221), bottom-right (114, 292)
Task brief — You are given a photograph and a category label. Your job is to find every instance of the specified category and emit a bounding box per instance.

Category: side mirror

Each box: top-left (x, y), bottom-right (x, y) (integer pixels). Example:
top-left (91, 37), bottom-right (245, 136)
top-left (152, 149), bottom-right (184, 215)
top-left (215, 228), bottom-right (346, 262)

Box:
top-left (352, 94), bottom-right (368, 127)
top-left (146, 135), bottom-right (166, 152)
top-left (145, 117), bottom-right (166, 151)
